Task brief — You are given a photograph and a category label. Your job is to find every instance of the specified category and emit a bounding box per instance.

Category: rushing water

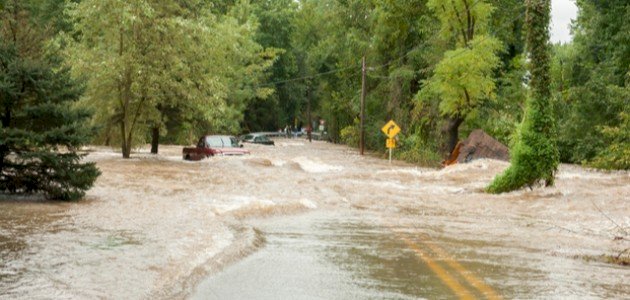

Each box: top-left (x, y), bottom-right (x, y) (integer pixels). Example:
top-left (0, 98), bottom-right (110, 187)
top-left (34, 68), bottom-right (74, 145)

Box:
top-left (1, 141), bottom-right (628, 299)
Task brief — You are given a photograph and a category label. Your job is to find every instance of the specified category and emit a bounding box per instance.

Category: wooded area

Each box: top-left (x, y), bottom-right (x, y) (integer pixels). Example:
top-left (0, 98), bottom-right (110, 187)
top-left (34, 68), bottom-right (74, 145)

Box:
top-left (1, 0), bottom-right (628, 198)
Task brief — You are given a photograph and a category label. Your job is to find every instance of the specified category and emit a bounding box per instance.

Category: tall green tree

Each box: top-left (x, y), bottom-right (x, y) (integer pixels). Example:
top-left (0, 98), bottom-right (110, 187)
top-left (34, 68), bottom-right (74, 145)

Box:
top-left (242, 0), bottom-right (299, 132)
top-left (550, 0), bottom-right (629, 168)
top-left (488, 0), bottom-right (559, 193)
top-left (417, 0), bottom-right (502, 154)
top-left (0, 1), bottom-right (100, 200)
top-left (66, 0), bottom-right (276, 157)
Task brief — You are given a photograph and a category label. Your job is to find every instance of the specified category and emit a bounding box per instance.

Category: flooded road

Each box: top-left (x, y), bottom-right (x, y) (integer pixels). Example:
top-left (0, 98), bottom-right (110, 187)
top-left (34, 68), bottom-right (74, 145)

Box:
top-left (1, 140), bottom-right (629, 299)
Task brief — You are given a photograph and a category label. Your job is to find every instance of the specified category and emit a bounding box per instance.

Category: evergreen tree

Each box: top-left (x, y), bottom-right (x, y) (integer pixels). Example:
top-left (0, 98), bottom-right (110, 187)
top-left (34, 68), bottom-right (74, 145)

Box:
top-left (0, 1), bottom-right (100, 200)
top-left (488, 0), bottom-right (559, 193)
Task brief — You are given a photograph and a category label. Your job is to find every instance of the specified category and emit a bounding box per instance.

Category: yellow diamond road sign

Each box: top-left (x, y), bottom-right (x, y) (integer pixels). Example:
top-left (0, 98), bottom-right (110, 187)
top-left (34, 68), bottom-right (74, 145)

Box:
top-left (381, 120), bottom-right (401, 138)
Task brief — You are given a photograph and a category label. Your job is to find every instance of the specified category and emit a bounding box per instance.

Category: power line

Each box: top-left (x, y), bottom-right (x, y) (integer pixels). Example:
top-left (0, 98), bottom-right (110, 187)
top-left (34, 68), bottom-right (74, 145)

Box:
top-left (418, 7), bottom-right (528, 89)
top-left (254, 65), bottom-right (360, 88)
top-left (253, 0), bottom-right (525, 88)
top-left (370, 1), bottom-right (527, 83)
top-left (366, 0), bottom-right (491, 72)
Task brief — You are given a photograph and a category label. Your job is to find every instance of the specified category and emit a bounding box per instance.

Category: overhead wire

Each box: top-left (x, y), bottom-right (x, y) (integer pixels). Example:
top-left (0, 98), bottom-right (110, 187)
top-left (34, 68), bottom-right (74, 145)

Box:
top-left (365, 0), bottom-right (489, 72)
top-left (254, 0), bottom-right (526, 88)
top-left (254, 64), bottom-right (361, 88)
top-left (369, 2), bottom-right (527, 86)
top-left (254, 0), bottom-right (488, 88)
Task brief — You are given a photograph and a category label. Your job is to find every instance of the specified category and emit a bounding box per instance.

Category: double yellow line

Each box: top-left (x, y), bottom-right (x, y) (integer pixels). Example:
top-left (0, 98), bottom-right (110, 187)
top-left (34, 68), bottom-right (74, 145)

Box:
top-left (383, 218), bottom-right (501, 299)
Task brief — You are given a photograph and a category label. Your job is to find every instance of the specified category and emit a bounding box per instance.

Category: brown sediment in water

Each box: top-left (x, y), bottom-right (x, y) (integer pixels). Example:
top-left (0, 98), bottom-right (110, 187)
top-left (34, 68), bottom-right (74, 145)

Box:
top-left (0, 142), bottom-right (628, 299)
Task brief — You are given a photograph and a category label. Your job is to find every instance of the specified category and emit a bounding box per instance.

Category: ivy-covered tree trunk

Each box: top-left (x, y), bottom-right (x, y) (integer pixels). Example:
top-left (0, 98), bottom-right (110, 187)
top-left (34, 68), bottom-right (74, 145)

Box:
top-left (487, 0), bottom-right (559, 193)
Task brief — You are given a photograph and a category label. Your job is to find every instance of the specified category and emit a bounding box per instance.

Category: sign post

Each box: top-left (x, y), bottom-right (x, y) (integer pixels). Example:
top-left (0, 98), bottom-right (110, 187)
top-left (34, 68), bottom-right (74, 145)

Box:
top-left (381, 120), bottom-right (401, 164)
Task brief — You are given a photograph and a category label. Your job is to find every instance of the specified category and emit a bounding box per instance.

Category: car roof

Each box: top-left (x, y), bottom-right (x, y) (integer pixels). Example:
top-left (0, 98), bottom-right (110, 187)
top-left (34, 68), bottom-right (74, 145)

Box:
top-left (204, 135), bottom-right (236, 138)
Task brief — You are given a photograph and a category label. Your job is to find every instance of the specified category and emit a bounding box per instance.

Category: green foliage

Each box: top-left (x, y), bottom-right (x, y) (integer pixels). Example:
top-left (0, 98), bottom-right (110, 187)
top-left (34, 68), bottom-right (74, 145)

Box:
top-left (549, 1), bottom-right (629, 169)
top-left (469, 55), bottom-right (527, 145)
top-left (8, 0), bottom-right (626, 176)
top-left (243, 0), bottom-right (299, 132)
top-left (489, 0), bottom-right (559, 193)
top-left (397, 134), bottom-right (442, 167)
top-left (0, 2), bottom-right (100, 200)
top-left (427, 0), bottom-right (494, 46)
top-left (419, 36), bottom-right (503, 118)
top-left (65, 0), bottom-right (277, 155)
top-left (416, 0), bottom-right (503, 154)
top-left (340, 120), bottom-right (360, 148)
top-left (590, 111), bottom-right (630, 170)
top-left (487, 95), bottom-right (559, 192)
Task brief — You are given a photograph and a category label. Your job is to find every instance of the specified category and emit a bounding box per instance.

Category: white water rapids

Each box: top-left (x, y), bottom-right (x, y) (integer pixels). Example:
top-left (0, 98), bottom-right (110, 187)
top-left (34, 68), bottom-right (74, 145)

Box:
top-left (0, 141), bottom-right (628, 299)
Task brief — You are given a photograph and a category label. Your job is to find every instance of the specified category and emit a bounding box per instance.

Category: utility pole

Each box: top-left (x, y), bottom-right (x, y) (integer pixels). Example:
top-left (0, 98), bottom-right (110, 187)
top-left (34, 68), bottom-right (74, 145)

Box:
top-left (307, 83), bottom-right (312, 143)
top-left (360, 56), bottom-right (366, 155)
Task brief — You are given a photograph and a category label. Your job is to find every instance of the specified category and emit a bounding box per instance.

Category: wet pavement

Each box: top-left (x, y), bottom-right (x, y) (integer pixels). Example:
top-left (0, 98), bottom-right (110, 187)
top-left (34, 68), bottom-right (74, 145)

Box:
top-left (1, 140), bottom-right (629, 299)
top-left (193, 211), bottom-right (468, 300)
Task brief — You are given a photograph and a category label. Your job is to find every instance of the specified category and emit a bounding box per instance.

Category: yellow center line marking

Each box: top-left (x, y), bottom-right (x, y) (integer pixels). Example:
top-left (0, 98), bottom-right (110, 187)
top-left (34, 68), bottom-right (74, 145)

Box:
top-left (400, 236), bottom-right (476, 300)
top-left (382, 215), bottom-right (502, 299)
top-left (423, 241), bottom-right (502, 300)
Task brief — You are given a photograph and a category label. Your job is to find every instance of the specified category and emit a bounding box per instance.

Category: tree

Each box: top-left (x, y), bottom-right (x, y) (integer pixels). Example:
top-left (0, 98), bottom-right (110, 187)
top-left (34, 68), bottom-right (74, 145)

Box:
top-left (550, 0), bottom-right (629, 167)
top-left (0, 1), bottom-right (100, 200)
top-left (417, 0), bottom-right (502, 154)
top-left (66, 0), bottom-right (276, 156)
top-left (590, 110), bottom-right (630, 170)
top-left (241, 0), bottom-right (299, 132)
top-left (488, 0), bottom-right (559, 193)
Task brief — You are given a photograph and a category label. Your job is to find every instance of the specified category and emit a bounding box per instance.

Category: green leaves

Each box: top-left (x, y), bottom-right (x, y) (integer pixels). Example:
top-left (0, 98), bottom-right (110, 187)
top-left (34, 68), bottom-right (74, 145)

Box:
top-left (548, 1), bottom-right (629, 168)
top-left (428, 0), bottom-right (495, 46)
top-left (421, 35), bottom-right (502, 117)
top-left (66, 0), bottom-right (277, 151)
top-left (415, 0), bottom-right (502, 154)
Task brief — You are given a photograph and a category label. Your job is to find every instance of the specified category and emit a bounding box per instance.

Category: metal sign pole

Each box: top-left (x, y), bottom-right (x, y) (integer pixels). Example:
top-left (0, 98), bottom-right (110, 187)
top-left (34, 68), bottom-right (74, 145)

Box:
top-left (389, 148), bottom-right (392, 164)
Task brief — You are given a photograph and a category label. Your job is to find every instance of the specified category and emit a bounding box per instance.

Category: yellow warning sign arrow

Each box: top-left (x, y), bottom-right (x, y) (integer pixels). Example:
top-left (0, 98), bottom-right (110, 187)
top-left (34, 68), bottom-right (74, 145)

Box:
top-left (381, 120), bottom-right (401, 138)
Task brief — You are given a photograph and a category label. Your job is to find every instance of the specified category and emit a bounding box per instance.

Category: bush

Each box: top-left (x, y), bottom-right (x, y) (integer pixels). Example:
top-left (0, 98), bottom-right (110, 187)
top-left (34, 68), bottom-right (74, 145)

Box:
top-left (397, 134), bottom-right (442, 167)
top-left (488, 95), bottom-right (559, 193)
top-left (589, 112), bottom-right (630, 170)
top-left (340, 121), bottom-right (360, 148)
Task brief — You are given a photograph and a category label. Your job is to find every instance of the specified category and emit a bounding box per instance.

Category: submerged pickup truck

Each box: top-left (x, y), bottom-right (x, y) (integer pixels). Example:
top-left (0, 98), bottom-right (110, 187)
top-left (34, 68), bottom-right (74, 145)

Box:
top-left (182, 135), bottom-right (250, 160)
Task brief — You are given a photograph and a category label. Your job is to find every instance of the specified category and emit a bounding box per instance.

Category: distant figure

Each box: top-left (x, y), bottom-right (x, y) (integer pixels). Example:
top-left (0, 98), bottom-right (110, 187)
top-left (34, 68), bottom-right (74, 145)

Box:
top-left (306, 125), bottom-right (312, 142)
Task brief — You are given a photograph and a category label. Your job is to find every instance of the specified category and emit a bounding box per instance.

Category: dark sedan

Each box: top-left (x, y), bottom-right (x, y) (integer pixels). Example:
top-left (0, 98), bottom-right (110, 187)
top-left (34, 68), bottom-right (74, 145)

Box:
top-left (240, 133), bottom-right (275, 146)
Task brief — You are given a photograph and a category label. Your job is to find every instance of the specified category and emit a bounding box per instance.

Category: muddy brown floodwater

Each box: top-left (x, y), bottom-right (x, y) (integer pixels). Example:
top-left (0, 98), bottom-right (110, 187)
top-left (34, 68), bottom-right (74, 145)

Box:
top-left (1, 140), bottom-right (628, 299)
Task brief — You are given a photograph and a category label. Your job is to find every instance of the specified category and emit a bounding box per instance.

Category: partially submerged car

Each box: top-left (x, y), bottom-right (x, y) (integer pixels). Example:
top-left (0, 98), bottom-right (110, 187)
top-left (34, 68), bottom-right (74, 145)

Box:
top-left (240, 133), bottom-right (275, 146)
top-left (182, 135), bottom-right (250, 160)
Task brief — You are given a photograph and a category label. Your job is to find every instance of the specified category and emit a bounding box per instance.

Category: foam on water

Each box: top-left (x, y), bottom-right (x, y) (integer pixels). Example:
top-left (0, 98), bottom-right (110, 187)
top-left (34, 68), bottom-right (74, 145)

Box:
top-left (2, 144), bottom-right (629, 299)
top-left (213, 196), bottom-right (277, 215)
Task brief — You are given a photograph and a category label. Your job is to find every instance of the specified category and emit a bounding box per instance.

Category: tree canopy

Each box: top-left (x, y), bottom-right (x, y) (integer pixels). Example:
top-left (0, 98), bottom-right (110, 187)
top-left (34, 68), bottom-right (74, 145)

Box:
top-left (0, 0), bottom-right (100, 200)
top-left (1, 0), bottom-right (628, 200)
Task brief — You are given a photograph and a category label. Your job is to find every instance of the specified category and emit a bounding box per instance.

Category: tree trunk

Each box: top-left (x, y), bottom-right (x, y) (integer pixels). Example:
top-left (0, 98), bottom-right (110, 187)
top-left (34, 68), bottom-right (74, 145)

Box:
top-left (151, 126), bottom-right (159, 154)
top-left (120, 121), bottom-right (130, 159)
top-left (0, 108), bottom-right (10, 175)
top-left (446, 116), bottom-right (464, 155)
top-left (307, 85), bottom-right (312, 143)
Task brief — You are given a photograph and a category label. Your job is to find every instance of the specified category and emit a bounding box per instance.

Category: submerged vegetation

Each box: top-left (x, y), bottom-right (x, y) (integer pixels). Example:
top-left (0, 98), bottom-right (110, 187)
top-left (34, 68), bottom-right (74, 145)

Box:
top-left (488, 0), bottom-right (559, 193)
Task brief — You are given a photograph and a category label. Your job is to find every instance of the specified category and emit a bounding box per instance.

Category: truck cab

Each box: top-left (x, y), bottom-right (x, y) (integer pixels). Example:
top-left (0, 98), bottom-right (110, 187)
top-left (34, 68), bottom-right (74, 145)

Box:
top-left (182, 135), bottom-right (249, 160)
